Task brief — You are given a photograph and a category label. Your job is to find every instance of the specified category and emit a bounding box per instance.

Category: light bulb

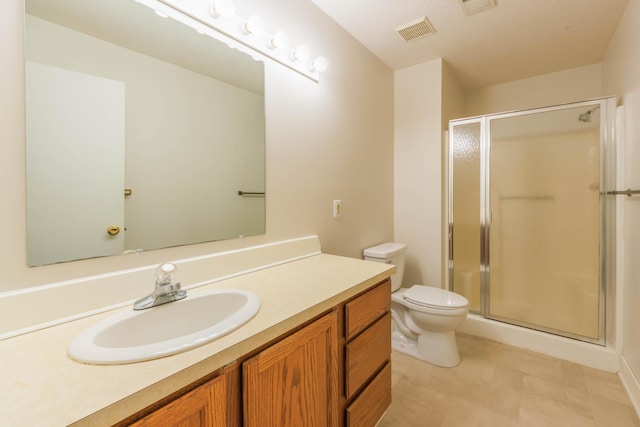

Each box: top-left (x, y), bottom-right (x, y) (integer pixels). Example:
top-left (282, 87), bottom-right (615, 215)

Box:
top-left (292, 46), bottom-right (311, 62)
top-left (210, 0), bottom-right (236, 18)
top-left (312, 56), bottom-right (328, 72)
top-left (270, 31), bottom-right (290, 50)
top-left (244, 15), bottom-right (265, 35)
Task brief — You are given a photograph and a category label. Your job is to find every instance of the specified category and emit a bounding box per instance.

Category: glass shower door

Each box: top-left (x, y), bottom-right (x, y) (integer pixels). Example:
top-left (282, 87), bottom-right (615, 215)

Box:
top-left (487, 106), bottom-right (601, 339)
top-left (448, 98), bottom-right (613, 343)
top-left (449, 120), bottom-right (482, 312)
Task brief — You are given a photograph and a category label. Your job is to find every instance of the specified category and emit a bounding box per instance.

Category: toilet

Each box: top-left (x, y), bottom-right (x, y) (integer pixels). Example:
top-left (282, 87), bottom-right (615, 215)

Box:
top-left (363, 242), bottom-right (469, 367)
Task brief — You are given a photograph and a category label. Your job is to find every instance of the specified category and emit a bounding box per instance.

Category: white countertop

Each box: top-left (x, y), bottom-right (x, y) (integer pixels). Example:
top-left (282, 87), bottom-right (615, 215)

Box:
top-left (0, 253), bottom-right (394, 426)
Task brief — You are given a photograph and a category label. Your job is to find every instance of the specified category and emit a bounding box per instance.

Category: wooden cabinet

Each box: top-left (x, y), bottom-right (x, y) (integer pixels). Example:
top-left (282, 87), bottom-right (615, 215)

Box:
top-left (345, 313), bottom-right (391, 399)
top-left (344, 279), bottom-right (392, 427)
top-left (243, 310), bottom-right (340, 427)
top-left (127, 363), bottom-right (240, 427)
top-left (345, 280), bottom-right (391, 341)
top-left (125, 363), bottom-right (242, 427)
top-left (346, 362), bottom-right (391, 427)
top-left (128, 378), bottom-right (218, 427)
top-left (120, 279), bottom-right (391, 427)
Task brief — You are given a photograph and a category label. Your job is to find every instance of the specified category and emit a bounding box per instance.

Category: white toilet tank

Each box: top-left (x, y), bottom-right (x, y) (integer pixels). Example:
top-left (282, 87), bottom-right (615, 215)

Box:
top-left (363, 242), bottom-right (406, 292)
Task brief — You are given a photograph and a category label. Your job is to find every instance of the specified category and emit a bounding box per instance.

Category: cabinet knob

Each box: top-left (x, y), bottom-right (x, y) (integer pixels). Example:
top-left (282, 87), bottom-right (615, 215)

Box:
top-left (107, 226), bottom-right (121, 236)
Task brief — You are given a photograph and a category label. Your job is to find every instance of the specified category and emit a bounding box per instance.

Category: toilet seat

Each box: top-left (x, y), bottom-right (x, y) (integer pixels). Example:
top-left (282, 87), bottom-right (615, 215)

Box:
top-left (403, 285), bottom-right (468, 310)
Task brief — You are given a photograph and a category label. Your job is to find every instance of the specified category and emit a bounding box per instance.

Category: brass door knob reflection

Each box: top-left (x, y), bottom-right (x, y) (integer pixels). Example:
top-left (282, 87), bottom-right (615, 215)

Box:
top-left (107, 226), bottom-right (121, 236)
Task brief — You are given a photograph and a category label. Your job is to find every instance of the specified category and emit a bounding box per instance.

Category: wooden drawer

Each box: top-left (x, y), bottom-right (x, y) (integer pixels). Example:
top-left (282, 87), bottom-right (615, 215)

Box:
top-left (345, 312), bottom-right (391, 399)
top-left (345, 280), bottom-right (391, 341)
top-left (346, 362), bottom-right (392, 427)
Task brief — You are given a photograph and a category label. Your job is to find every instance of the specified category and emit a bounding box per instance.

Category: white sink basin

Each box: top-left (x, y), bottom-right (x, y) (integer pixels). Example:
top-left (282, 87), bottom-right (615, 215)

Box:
top-left (68, 289), bottom-right (260, 365)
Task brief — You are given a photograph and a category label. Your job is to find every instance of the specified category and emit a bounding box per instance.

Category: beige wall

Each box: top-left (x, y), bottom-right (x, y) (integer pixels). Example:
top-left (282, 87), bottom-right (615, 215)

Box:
top-left (0, 0), bottom-right (394, 292)
top-left (394, 59), bottom-right (444, 287)
top-left (603, 0), bottom-right (640, 389)
top-left (441, 61), bottom-right (466, 128)
top-left (464, 64), bottom-right (604, 117)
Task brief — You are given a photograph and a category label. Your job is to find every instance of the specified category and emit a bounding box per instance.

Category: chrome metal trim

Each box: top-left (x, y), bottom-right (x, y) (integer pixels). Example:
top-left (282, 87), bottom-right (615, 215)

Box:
top-left (603, 97), bottom-right (618, 347)
top-left (481, 116), bottom-right (490, 317)
top-left (608, 189), bottom-right (640, 196)
top-left (447, 96), bottom-right (616, 346)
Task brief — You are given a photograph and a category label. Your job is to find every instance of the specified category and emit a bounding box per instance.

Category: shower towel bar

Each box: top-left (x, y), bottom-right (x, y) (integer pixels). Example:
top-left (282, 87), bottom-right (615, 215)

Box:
top-left (608, 189), bottom-right (640, 197)
top-left (237, 191), bottom-right (265, 196)
top-left (499, 195), bottom-right (554, 201)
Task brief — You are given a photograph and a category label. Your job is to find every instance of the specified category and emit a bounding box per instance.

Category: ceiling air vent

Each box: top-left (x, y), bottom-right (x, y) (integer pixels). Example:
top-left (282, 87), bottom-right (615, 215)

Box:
top-left (395, 16), bottom-right (436, 43)
top-left (459, 0), bottom-right (497, 16)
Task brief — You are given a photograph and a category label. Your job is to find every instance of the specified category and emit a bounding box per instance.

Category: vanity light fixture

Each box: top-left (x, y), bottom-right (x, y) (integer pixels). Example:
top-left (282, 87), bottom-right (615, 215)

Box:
top-left (209, 0), bottom-right (236, 18)
top-left (292, 46), bottom-right (311, 62)
top-left (141, 0), bottom-right (327, 82)
top-left (244, 15), bottom-right (265, 35)
top-left (270, 31), bottom-right (290, 50)
top-left (312, 57), bottom-right (328, 73)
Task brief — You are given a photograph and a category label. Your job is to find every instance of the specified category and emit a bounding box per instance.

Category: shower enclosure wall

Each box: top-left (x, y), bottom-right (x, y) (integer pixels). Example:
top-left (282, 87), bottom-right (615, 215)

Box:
top-left (447, 98), bottom-right (616, 344)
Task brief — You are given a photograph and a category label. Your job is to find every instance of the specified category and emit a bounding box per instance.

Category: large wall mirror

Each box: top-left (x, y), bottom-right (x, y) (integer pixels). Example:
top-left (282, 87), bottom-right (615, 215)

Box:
top-left (25, 0), bottom-right (266, 267)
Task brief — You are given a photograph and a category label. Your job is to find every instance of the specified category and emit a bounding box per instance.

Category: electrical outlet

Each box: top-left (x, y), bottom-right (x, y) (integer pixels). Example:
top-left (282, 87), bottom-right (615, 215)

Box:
top-left (333, 200), bottom-right (342, 218)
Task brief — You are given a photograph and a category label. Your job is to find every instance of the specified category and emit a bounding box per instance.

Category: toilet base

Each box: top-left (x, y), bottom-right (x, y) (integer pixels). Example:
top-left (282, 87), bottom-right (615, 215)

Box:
top-left (391, 329), bottom-right (419, 357)
top-left (392, 323), bottom-right (461, 368)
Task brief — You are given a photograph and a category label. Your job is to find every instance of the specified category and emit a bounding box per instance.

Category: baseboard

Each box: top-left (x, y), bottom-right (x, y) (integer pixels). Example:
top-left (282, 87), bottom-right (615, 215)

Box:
top-left (619, 355), bottom-right (640, 419)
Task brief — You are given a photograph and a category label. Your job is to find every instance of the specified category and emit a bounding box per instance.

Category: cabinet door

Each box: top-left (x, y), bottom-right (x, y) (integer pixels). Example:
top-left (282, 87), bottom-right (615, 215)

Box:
top-left (129, 365), bottom-right (238, 427)
top-left (243, 311), bottom-right (339, 427)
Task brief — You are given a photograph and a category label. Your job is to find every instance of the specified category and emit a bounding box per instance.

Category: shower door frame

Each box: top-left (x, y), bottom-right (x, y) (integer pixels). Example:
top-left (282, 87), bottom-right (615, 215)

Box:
top-left (446, 97), bottom-right (617, 346)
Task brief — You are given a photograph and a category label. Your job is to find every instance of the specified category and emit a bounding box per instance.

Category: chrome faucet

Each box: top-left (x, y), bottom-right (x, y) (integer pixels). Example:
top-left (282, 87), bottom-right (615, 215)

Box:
top-left (133, 263), bottom-right (187, 310)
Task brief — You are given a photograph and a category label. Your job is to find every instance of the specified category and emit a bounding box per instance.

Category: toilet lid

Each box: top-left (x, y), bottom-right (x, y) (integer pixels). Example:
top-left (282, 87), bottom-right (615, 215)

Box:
top-left (403, 285), bottom-right (469, 309)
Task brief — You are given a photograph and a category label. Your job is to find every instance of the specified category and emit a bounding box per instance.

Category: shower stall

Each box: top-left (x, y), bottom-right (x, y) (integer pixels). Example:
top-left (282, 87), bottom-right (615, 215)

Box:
top-left (447, 97), bottom-right (616, 345)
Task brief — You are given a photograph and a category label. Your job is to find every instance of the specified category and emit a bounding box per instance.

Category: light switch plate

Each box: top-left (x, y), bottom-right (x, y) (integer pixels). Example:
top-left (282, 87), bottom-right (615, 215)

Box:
top-left (333, 200), bottom-right (342, 218)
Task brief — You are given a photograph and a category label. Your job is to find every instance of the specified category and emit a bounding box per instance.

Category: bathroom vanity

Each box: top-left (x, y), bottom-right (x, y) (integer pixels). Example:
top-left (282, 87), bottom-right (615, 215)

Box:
top-left (0, 249), bottom-right (394, 426)
top-left (123, 279), bottom-right (391, 426)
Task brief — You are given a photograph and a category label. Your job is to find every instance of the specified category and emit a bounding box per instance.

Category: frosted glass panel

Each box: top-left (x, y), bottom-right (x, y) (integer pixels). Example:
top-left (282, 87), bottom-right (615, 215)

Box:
top-left (488, 107), bottom-right (601, 338)
top-left (451, 122), bottom-right (482, 312)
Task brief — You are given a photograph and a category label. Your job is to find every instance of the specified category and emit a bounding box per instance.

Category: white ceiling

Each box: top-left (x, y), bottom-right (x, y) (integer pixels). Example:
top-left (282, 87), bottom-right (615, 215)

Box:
top-left (310, 0), bottom-right (630, 89)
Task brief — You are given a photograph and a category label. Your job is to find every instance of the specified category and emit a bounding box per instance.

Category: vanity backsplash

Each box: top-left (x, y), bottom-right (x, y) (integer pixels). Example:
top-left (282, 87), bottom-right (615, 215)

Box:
top-left (0, 235), bottom-right (321, 339)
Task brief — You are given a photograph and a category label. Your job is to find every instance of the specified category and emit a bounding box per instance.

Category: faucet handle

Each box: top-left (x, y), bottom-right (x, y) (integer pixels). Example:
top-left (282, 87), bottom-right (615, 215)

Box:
top-left (134, 262), bottom-right (185, 310)
top-left (156, 262), bottom-right (177, 286)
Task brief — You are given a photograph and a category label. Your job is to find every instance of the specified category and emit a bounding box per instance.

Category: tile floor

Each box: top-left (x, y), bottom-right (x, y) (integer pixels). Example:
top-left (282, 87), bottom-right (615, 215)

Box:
top-left (378, 333), bottom-right (639, 427)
